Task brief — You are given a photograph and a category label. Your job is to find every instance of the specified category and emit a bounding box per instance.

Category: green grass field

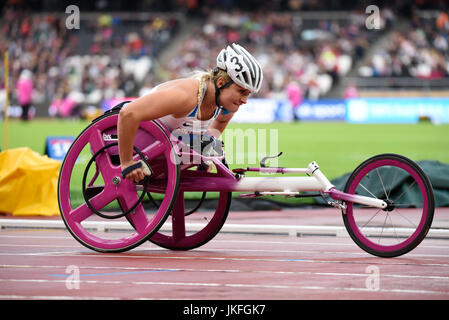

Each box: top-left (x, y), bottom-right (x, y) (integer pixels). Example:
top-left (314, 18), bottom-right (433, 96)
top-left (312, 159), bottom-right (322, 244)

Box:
top-left (1, 119), bottom-right (449, 205)
top-left (2, 119), bottom-right (448, 178)
top-left (224, 122), bottom-right (449, 179)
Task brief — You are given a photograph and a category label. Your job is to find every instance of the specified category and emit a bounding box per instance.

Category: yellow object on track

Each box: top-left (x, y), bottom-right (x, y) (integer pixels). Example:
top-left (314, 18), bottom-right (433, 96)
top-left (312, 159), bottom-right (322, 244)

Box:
top-left (0, 147), bottom-right (61, 216)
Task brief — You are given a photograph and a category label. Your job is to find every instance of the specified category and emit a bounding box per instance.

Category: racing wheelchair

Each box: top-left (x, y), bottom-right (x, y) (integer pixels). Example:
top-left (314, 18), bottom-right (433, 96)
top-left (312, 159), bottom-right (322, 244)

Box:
top-left (58, 102), bottom-right (435, 257)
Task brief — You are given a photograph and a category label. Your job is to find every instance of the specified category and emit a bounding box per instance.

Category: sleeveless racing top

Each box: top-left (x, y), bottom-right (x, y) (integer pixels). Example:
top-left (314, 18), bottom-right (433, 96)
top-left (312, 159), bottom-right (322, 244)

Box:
top-left (158, 79), bottom-right (230, 134)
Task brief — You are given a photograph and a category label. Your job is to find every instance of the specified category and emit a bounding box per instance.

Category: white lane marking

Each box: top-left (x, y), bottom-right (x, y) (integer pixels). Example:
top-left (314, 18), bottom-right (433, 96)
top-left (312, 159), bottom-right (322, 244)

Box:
top-left (1, 218), bottom-right (449, 238)
top-left (1, 234), bottom-right (448, 250)
top-left (0, 242), bottom-right (447, 259)
top-left (0, 278), bottom-right (447, 296)
top-left (2, 264), bottom-right (449, 281)
top-left (1, 251), bottom-right (449, 267)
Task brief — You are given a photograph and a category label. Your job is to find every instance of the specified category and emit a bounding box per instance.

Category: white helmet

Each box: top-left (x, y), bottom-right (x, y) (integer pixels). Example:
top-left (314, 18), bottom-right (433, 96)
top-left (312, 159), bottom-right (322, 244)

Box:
top-left (216, 43), bottom-right (263, 93)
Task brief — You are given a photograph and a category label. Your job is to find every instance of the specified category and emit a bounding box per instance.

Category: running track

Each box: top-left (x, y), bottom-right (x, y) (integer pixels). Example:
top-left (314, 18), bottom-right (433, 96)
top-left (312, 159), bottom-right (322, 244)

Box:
top-left (1, 208), bottom-right (449, 300)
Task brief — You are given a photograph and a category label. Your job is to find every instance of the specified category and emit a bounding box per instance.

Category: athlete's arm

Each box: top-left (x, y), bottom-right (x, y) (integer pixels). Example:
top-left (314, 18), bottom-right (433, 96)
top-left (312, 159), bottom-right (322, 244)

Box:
top-left (118, 80), bottom-right (196, 181)
top-left (207, 111), bottom-right (234, 138)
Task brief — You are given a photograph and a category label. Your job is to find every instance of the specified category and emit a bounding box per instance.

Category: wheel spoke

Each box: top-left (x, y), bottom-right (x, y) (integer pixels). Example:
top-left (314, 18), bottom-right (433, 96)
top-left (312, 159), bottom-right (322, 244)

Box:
top-left (69, 203), bottom-right (93, 223)
top-left (386, 213), bottom-right (400, 243)
top-left (378, 213), bottom-right (389, 243)
top-left (70, 188), bottom-right (116, 223)
top-left (126, 206), bottom-right (149, 234)
top-left (89, 126), bottom-right (106, 154)
top-left (87, 166), bottom-right (100, 187)
top-left (392, 208), bottom-right (418, 228)
top-left (375, 168), bottom-right (388, 199)
top-left (387, 168), bottom-right (399, 198)
top-left (120, 193), bottom-right (149, 233)
top-left (88, 128), bottom-right (115, 181)
top-left (393, 180), bottom-right (417, 203)
top-left (360, 208), bottom-right (382, 229)
top-left (359, 182), bottom-right (378, 199)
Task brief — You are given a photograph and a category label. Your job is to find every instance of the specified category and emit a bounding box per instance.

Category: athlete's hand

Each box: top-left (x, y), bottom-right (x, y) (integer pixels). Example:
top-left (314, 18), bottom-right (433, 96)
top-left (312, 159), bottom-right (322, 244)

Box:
top-left (121, 161), bottom-right (145, 183)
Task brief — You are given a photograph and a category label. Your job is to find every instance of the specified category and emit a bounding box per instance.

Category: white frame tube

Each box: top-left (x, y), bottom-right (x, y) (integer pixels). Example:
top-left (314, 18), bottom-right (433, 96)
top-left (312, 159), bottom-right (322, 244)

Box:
top-left (233, 161), bottom-right (333, 192)
top-left (233, 176), bottom-right (323, 192)
top-left (231, 161), bottom-right (387, 209)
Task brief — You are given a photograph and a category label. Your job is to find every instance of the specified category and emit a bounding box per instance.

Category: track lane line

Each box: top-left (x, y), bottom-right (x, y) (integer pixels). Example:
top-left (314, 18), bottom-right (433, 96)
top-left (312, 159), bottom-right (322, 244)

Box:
top-left (3, 263), bottom-right (449, 281)
top-left (0, 278), bottom-right (447, 296)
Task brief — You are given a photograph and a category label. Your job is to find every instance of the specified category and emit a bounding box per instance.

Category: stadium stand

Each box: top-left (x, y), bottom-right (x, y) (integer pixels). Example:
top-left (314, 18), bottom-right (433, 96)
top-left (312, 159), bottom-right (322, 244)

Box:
top-left (358, 10), bottom-right (449, 81)
top-left (0, 6), bottom-right (182, 117)
top-left (157, 9), bottom-right (386, 100)
top-left (1, 0), bottom-right (449, 118)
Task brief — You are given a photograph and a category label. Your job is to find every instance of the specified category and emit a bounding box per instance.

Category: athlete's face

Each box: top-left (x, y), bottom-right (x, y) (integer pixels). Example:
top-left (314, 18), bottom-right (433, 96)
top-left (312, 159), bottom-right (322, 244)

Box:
top-left (217, 78), bottom-right (251, 113)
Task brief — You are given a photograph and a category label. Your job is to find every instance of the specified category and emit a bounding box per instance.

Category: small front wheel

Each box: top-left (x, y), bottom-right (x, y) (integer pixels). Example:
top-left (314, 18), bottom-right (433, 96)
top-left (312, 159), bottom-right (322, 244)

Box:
top-left (342, 153), bottom-right (434, 257)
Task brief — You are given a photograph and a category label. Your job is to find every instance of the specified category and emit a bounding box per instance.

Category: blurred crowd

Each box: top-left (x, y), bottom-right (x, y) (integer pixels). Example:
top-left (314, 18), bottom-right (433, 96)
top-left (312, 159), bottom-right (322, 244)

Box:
top-left (0, 7), bottom-right (179, 118)
top-left (1, 0), bottom-right (449, 119)
top-left (0, 8), bottom-right (77, 118)
top-left (359, 11), bottom-right (449, 79)
top-left (158, 9), bottom-right (381, 101)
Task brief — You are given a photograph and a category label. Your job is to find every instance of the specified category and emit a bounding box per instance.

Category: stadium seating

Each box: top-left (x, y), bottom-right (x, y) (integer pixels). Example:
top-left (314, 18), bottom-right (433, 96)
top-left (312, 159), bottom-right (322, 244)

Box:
top-left (158, 10), bottom-right (382, 100)
top-left (0, 8), bottom-right (181, 117)
top-left (1, 1), bottom-right (448, 118)
top-left (359, 12), bottom-right (449, 79)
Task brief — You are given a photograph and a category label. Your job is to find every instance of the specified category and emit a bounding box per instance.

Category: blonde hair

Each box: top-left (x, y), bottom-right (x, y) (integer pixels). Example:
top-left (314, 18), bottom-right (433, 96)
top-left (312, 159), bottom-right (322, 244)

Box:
top-left (191, 69), bottom-right (232, 119)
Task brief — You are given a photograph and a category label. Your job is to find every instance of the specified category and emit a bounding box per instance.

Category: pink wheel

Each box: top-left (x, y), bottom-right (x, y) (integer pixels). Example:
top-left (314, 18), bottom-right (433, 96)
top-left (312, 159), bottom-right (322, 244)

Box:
top-left (149, 161), bottom-right (232, 250)
top-left (343, 153), bottom-right (434, 257)
top-left (58, 109), bottom-right (180, 252)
